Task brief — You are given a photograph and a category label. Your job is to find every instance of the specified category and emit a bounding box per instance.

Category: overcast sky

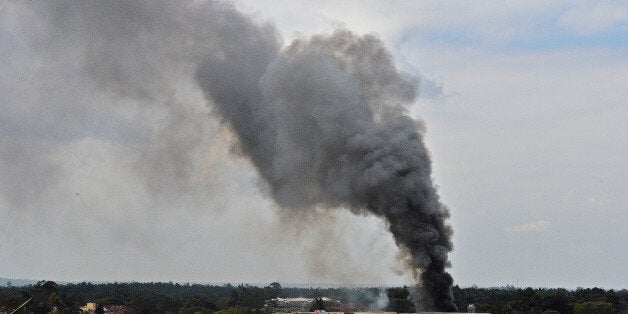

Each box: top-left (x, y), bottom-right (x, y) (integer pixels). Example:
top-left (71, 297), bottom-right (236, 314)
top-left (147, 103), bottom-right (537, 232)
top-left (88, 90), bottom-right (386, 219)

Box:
top-left (1, 1), bottom-right (626, 289)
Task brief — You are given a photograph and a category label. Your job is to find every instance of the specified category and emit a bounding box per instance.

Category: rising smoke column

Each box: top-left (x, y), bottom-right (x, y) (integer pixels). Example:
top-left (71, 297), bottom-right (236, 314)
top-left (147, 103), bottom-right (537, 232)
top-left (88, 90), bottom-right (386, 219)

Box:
top-left (197, 29), bottom-right (457, 311)
top-left (4, 0), bottom-right (455, 310)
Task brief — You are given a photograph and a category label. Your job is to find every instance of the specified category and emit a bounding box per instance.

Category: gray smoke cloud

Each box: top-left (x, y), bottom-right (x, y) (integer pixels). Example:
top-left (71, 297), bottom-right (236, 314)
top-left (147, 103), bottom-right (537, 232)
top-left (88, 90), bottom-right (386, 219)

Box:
top-left (197, 26), bottom-right (456, 312)
top-left (1, 0), bottom-right (455, 310)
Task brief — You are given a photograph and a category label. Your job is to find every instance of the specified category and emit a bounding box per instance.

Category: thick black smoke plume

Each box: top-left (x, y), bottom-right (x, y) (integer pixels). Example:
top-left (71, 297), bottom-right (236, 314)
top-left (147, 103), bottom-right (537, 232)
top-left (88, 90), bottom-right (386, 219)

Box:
top-left (197, 27), bottom-right (457, 312)
top-left (8, 0), bottom-right (456, 310)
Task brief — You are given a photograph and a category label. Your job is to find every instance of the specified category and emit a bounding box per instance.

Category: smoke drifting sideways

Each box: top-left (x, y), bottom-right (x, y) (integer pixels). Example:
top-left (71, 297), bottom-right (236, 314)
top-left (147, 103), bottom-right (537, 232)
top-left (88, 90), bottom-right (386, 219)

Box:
top-left (4, 0), bottom-right (455, 311)
top-left (195, 11), bottom-right (457, 313)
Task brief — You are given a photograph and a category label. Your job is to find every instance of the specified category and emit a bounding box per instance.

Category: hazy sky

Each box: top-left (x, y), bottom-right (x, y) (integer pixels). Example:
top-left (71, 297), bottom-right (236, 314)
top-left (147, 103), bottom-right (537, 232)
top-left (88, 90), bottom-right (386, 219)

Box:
top-left (1, 1), bottom-right (626, 289)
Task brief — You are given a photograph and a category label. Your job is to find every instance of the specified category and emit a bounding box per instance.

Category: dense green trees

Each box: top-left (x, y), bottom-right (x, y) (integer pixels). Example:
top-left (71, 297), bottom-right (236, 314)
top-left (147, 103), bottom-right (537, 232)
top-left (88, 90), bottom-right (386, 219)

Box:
top-left (573, 301), bottom-right (615, 314)
top-left (178, 296), bottom-right (217, 313)
top-left (0, 281), bottom-right (626, 313)
top-left (386, 287), bottom-right (415, 313)
top-left (214, 305), bottom-right (255, 314)
top-left (452, 285), bottom-right (627, 313)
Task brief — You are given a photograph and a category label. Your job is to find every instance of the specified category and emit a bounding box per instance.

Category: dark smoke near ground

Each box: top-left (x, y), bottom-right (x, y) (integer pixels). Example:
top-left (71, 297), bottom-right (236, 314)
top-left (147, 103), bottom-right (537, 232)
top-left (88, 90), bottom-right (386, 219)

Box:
top-left (6, 1), bottom-right (456, 311)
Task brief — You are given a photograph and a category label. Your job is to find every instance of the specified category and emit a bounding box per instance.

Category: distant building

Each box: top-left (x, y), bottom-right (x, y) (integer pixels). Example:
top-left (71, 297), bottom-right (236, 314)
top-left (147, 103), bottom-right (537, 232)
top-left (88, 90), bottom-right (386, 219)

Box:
top-left (80, 302), bottom-right (97, 313)
top-left (80, 302), bottom-right (133, 313)
top-left (467, 303), bottom-right (476, 313)
top-left (266, 297), bottom-right (314, 311)
top-left (265, 297), bottom-right (340, 312)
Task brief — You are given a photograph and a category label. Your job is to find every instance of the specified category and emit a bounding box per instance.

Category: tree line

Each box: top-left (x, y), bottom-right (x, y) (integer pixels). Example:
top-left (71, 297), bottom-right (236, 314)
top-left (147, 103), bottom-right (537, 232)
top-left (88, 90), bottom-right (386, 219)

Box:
top-left (0, 280), bottom-right (626, 313)
top-left (452, 285), bottom-right (627, 313)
